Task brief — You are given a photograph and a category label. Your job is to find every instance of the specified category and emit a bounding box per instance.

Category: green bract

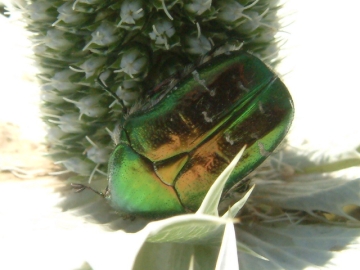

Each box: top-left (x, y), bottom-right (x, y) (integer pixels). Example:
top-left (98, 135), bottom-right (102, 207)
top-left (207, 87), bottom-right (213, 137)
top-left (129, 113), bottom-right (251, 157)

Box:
top-left (106, 50), bottom-right (294, 218)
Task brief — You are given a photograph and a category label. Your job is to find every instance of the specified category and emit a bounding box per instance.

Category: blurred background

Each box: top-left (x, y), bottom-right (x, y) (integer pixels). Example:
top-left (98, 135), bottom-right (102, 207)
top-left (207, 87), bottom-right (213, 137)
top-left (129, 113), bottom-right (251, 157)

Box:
top-left (0, 0), bottom-right (359, 269)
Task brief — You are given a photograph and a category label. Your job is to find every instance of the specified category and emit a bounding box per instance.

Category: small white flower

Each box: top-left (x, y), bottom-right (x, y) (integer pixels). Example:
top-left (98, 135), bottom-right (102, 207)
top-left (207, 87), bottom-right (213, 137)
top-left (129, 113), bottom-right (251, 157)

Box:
top-left (51, 70), bottom-right (78, 92)
top-left (149, 19), bottom-right (175, 49)
top-left (237, 9), bottom-right (275, 32)
top-left (87, 147), bottom-right (111, 164)
top-left (47, 127), bottom-right (66, 142)
top-left (116, 82), bottom-right (141, 106)
top-left (185, 0), bottom-right (212, 15)
top-left (116, 49), bottom-right (148, 78)
top-left (217, 0), bottom-right (259, 23)
top-left (27, 2), bottom-right (54, 22)
top-left (252, 31), bottom-right (275, 43)
top-left (41, 90), bottom-right (63, 104)
top-left (61, 157), bottom-right (94, 175)
top-left (185, 34), bottom-right (211, 55)
top-left (91, 22), bottom-right (118, 46)
top-left (44, 29), bottom-right (73, 50)
top-left (83, 22), bottom-right (119, 50)
top-left (58, 114), bottom-right (83, 133)
top-left (119, 0), bottom-right (144, 25)
top-left (78, 57), bottom-right (107, 78)
top-left (63, 95), bottom-right (108, 118)
top-left (53, 2), bottom-right (86, 25)
top-left (77, 96), bottom-right (108, 118)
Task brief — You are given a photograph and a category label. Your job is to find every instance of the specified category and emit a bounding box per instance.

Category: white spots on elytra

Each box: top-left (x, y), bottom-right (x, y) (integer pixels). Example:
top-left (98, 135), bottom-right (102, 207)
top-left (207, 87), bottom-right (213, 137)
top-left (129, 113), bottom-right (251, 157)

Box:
top-left (202, 111), bottom-right (213, 122)
top-left (258, 101), bottom-right (265, 114)
top-left (192, 70), bottom-right (206, 87)
top-left (258, 141), bottom-right (270, 157)
top-left (178, 112), bottom-right (193, 127)
top-left (237, 80), bottom-right (249, 92)
top-left (225, 133), bottom-right (234, 145)
top-left (192, 70), bottom-right (216, 96)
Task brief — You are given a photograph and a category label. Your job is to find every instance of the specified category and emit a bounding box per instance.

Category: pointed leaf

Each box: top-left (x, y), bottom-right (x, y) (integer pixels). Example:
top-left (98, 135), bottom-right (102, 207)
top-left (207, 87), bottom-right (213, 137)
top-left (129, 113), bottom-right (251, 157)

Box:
top-left (132, 243), bottom-right (222, 270)
top-left (216, 222), bottom-right (239, 270)
top-left (222, 185), bottom-right (255, 219)
top-left (197, 146), bottom-right (246, 216)
top-left (236, 241), bottom-right (268, 261)
top-left (145, 214), bottom-right (227, 244)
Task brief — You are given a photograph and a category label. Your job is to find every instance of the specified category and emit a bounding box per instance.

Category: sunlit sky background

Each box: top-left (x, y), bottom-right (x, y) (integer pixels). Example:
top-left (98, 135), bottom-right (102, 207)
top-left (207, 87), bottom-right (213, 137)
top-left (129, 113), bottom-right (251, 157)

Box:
top-left (277, 0), bottom-right (360, 154)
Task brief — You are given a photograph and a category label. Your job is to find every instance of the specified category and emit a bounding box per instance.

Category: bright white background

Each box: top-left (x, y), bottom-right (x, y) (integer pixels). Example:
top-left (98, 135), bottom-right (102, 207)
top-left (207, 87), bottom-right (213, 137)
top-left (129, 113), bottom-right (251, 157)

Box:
top-left (0, 0), bottom-right (359, 269)
top-left (278, 0), bottom-right (360, 153)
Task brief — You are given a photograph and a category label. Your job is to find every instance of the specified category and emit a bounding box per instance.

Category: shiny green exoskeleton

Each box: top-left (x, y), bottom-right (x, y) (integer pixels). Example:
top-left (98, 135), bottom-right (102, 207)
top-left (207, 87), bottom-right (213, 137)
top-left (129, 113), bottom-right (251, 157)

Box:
top-left (105, 51), bottom-right (294, 218)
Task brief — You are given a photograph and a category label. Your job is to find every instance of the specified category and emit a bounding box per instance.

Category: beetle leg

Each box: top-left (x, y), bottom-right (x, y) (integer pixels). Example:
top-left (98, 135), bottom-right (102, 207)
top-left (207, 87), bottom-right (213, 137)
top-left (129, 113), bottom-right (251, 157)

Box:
top-left (71, 183), bottom-right (105, 197)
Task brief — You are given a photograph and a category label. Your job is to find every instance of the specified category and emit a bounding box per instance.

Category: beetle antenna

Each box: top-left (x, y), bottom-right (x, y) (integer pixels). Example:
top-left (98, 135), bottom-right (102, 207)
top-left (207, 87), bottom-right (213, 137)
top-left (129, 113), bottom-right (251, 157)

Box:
top-left (96, 76), bottom-right (125, 109)
top-left (71, 183), bottom-right (105, 198)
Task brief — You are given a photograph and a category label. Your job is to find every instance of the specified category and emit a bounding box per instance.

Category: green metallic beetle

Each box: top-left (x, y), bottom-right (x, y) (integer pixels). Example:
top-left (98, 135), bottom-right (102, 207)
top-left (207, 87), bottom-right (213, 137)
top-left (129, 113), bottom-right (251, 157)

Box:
top-left (75, 50), bottom-right (294, 218)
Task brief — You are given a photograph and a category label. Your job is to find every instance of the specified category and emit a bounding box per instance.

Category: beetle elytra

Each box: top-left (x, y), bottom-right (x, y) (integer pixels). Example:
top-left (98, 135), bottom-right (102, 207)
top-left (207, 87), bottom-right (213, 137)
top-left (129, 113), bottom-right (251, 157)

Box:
top-left (102, 50), bottom-right (294, 218)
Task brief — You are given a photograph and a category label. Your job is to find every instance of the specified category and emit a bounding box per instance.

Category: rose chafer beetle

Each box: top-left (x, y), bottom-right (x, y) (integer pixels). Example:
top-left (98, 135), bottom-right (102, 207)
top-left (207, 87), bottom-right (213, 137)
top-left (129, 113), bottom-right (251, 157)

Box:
top-left (76, 50), bottom-right (294, 218)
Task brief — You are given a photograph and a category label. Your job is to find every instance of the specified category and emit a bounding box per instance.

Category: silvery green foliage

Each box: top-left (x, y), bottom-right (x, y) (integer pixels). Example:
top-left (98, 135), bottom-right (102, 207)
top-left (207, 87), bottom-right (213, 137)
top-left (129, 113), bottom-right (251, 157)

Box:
top-left (14, 0), bottom-right (282, 184)
top-left (75, 149), bottom-right (360, 270)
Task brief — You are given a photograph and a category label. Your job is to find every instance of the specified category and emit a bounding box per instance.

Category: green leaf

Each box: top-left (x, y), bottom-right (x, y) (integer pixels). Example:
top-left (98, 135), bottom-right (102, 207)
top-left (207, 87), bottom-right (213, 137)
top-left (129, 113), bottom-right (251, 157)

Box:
top-left (132, 242), bottom-right (222, 270)
top-left (146, 215), bottom-right (227, 244)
